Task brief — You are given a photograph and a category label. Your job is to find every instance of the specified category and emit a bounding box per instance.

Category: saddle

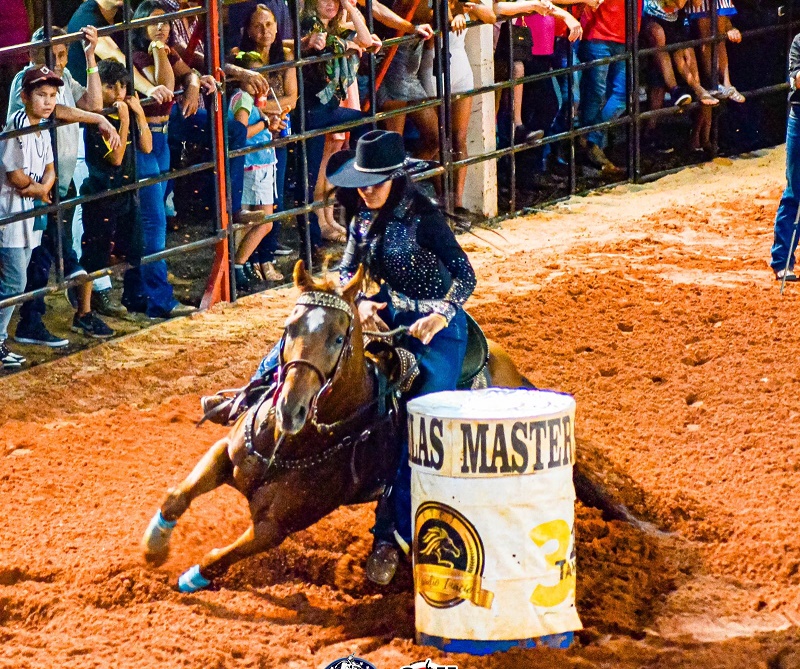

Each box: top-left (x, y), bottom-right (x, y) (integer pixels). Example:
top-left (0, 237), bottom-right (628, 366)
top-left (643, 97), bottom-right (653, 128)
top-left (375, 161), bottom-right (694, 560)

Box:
top-left (458, 312), bottom-right (489, 389)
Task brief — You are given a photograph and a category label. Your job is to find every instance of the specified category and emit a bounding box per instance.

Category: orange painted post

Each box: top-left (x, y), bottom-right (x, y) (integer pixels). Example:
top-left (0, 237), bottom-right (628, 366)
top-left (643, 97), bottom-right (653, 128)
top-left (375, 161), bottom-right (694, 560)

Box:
top-left (201, 0), bottom-right (231, 310)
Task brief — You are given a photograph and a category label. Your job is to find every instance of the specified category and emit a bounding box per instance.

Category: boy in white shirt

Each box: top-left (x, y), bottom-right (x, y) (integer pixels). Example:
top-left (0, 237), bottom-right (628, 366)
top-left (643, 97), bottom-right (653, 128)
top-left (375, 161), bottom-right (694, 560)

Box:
top-left (0, 66), bottom-right (59, 368)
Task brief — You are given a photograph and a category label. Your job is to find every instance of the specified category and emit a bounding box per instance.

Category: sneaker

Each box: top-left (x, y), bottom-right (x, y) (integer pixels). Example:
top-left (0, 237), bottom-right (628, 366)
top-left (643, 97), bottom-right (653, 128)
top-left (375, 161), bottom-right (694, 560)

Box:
top-left (244, 262), bottom-right (262, 285)
top-left (0, 341), bottom-right (26, 368)
top-left (91, 289), bottom-right (129, 318)
top-left (775, 268), bottom-right (799, 282)
top-left (14, 321), bottom-right (69, 348)
top-left (72, 311), bottom-right (115, 339)
top-left (168, 303), bottom-right (195, 318)
top-left (274, 244), bottom-right (293, 257)
top-left (670, 87), bottom-right (693, 107)
top-left (234, 264), bottom-right (250, 292)
top-left (513, 125), bottom-right (545, 145)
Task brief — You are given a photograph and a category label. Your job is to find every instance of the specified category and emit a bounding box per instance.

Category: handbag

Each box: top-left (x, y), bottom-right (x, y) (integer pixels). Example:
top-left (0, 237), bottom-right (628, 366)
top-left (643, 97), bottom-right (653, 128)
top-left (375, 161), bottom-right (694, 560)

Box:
top-left (495, 18), bottom-right (534, 64)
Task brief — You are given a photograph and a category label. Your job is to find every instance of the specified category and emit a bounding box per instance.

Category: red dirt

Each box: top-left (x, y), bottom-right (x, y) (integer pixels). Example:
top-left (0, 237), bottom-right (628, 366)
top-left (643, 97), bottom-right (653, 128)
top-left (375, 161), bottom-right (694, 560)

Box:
top-left (2, 148), bottom-right (800, 668)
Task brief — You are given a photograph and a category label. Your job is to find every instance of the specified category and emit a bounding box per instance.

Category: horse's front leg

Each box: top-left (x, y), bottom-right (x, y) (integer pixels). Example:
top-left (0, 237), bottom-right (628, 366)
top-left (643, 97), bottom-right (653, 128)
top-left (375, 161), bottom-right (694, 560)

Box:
top-left (141, 436), bottom-right (234, 565)
top-left (176, 519), bottom-right (283, 593)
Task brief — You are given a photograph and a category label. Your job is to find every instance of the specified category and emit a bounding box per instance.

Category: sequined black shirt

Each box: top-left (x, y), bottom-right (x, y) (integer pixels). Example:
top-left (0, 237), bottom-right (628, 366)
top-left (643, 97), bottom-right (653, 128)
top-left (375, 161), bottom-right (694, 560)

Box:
top-left (339, 185), bottom-right (476, 323)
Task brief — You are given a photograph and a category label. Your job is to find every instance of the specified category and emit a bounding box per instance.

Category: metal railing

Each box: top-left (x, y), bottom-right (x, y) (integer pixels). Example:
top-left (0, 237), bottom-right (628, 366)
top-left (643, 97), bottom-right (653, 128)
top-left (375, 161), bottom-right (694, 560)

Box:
top-left (0, 0), bottom-right (795, 315)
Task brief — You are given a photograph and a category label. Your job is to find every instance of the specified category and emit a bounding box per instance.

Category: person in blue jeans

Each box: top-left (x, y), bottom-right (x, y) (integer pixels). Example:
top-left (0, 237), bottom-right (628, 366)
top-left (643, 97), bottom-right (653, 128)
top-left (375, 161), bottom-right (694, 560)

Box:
top-left (578, 39), bottom-right (627, 174)
top-left (770, 31), bottom-right (800, 282)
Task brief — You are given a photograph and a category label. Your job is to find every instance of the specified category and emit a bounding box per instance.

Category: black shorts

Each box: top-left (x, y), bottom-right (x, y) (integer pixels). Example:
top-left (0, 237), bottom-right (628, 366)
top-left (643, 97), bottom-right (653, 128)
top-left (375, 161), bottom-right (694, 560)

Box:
top-left (644, 13), bottom-right (689, 46)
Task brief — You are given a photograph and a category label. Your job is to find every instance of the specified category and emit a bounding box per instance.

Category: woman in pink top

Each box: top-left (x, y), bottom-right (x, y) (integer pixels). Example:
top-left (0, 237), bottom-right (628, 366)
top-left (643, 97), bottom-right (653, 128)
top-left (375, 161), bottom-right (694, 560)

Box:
top-left (0, 0), bottom-right (31, 119)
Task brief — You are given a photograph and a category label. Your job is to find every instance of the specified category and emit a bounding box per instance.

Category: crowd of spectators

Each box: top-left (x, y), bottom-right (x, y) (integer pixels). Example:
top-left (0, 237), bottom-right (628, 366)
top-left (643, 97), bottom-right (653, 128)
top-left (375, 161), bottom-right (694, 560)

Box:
top-left (0, 0), bottom-right (751, 369)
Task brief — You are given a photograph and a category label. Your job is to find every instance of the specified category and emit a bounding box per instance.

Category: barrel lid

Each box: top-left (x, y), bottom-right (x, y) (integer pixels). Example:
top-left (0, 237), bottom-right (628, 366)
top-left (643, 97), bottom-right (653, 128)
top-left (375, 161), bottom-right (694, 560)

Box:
top-left (407, 388), bottom-right (574, 420)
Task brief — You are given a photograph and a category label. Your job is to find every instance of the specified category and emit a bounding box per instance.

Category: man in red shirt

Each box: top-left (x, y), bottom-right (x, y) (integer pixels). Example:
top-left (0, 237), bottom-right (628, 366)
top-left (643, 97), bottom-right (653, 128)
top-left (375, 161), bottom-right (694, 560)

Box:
top-left (578, 0), bottom-right (642, 173)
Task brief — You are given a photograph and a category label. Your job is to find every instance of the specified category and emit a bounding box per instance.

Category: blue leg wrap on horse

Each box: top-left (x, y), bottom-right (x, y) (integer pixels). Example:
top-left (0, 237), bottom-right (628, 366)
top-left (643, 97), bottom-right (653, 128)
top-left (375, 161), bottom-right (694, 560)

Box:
top-left (178, 565), bottom-right (210, 593)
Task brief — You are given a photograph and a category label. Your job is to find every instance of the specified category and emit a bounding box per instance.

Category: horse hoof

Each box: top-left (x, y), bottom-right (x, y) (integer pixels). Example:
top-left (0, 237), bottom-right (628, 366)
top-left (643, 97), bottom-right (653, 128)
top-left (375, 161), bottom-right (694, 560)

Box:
top-left (365, 541), bottom-right (400, 586)
top-left (177, 565), bottom-right (211, 593)
top-left (141, 510), bottom-right (177, 565)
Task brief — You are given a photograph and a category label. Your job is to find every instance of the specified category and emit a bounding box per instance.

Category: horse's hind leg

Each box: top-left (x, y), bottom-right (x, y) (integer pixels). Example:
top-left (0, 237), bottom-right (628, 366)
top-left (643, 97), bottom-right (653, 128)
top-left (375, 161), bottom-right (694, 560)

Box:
top-left (486, 340), bottom-right (536, 388)
top-left (177, 520), bottom-right (282, 592)
top-left (142, 437), bottom-right (233, 566)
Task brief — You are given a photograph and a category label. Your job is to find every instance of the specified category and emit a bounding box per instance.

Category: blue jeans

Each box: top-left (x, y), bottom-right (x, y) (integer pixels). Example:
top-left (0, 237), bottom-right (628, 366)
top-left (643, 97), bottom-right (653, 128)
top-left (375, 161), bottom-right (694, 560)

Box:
top-left (772, 108), bottom-right (800, 271)
top-left (126, 131), bottom-right (178, 317)
top-left (0, 247), bottom-right (32, 340)
top-left (578, 39), bottom-right (628, 148)
top-left (19, 180), bottom-right (80, 329)
top-left (379, 300), bottom-right (468, 545)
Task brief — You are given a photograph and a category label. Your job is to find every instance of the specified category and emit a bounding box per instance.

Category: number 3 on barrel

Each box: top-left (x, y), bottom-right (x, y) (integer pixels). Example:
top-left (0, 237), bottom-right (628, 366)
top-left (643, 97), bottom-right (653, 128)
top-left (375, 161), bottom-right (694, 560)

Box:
top-left (529, 519), bottom-right (576, 608)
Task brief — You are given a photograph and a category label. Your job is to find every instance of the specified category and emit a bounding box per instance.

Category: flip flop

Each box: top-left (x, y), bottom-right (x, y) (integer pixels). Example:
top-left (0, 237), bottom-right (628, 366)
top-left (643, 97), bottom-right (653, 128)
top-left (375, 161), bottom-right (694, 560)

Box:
top-left (728, 86), bottom-right (746, 103)
top-left (700, 91), bottom-right (719, 106)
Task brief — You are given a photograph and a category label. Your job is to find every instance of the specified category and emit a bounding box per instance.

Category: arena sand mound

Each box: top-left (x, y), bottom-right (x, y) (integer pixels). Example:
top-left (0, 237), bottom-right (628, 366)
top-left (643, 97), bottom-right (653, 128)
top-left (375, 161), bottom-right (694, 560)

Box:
top-left (2, 147), bottom-right (800, 668)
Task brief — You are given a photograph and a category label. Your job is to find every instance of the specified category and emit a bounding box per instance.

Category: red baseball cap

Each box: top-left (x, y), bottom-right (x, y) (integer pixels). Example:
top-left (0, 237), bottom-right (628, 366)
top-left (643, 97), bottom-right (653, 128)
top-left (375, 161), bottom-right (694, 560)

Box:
top-left (21, 65), bottom-right (64, 90)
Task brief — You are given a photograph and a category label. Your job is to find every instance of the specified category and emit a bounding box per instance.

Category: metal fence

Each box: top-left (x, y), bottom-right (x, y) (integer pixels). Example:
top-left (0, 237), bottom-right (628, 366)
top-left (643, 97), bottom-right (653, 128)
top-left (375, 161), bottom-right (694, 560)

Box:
top-left (0, 0), bottom-right (796, 317)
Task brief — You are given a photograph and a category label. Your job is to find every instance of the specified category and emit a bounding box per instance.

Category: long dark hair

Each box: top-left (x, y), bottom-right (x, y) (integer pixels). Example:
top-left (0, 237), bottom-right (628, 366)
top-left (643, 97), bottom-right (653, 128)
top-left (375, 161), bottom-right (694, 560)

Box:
top-left (132, 1), bottom-right (167, 53)
top-left (238, 4), bottom-right (285, 66)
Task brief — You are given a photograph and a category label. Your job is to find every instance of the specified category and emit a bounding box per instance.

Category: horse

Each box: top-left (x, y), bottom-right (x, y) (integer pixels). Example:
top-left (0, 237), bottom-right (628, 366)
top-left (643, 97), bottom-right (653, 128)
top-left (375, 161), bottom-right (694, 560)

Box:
top-left (419, 527), bottom-right (462, 569)
top-left (141, 260), bottom-right (633, 592)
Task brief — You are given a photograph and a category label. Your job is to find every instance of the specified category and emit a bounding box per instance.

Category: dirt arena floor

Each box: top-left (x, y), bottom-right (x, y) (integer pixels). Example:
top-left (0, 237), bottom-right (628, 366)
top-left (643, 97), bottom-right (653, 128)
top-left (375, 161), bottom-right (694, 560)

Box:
top-left (3, 146), bottom-right (800, 668)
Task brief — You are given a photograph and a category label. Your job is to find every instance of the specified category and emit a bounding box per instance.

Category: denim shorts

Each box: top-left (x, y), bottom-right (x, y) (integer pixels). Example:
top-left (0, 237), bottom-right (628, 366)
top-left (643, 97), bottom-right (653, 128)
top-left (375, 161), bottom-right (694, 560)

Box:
top-left (377, 41), bottom-right (429, 106)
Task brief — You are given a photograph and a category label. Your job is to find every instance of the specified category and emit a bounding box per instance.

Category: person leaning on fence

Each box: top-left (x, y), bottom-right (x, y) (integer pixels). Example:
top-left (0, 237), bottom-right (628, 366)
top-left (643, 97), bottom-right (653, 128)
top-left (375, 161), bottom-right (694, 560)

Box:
top-left (237, 3), bottom-right (299, 282)
top-left (227, 52), bottom-right (286, 293)
top-left (80, 60), bottom-right (153, 309)
top-left (7, 25), bottom-right (122, 345)
top-left (125, 0), bottom-right (211, 319)
top-left (299, 0), bottom-right (374, 256)
top-left (577, 0), bottom-right (643, 174)
top-left (0, 66), bottom-right (59, 369)
top-left (770, 32), bottom-right (800, 283)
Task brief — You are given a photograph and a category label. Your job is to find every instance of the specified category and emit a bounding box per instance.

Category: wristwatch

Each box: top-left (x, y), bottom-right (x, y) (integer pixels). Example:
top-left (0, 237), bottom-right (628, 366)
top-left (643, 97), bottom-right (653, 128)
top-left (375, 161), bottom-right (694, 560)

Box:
top-left (149, 40), bottom-right (168, 53)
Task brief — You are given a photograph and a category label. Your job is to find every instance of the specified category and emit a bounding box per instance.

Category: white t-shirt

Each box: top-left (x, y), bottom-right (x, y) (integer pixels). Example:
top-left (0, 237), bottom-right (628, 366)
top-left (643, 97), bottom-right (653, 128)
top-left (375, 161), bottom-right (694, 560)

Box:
top-left (0, 109), bottom-right (54, 249)
top-left (7, 66), bottom-right (86, 196)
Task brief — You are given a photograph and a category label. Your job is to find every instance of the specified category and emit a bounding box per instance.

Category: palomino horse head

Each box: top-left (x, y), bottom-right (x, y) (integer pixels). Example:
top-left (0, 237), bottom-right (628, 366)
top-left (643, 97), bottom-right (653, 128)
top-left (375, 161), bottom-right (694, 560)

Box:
top-left (274, 260), bottom-right (365, 435)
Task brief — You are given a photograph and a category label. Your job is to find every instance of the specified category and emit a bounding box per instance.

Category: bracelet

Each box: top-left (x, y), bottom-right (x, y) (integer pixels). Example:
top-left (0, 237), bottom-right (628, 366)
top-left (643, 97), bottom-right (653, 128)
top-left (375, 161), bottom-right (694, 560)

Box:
top-left (86, 66), bottom-right (99, 75)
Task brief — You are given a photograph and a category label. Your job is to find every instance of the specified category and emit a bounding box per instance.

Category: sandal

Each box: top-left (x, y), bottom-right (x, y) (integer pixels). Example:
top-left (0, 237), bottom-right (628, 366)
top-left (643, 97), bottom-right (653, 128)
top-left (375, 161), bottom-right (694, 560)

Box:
top-left (728, 86), bottom-right (745, 103)
top-left (699, 90), bottom-right (719, 106)
top-left (259, 262), bottom-right (284, 282)
top-left (320, 225), bottom-right (348, 244)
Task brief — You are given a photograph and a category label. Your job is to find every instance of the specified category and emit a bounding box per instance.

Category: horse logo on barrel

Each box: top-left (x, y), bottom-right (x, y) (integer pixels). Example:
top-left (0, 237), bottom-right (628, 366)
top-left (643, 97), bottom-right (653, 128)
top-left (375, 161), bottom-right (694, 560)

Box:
top-left (419, 526), bottom-right (462, 569)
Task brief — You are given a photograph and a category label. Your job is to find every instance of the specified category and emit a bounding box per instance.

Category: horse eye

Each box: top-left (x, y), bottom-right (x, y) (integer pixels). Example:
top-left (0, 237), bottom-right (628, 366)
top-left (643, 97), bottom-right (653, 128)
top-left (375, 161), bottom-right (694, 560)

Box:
top-left (335, 335), bottom-right (344, 345)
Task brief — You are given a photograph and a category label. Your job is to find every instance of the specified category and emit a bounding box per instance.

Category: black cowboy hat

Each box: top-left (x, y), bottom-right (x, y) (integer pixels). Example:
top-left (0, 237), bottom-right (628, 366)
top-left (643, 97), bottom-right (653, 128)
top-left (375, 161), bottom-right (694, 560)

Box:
top-left (326, 130), bottom-right (407, 189)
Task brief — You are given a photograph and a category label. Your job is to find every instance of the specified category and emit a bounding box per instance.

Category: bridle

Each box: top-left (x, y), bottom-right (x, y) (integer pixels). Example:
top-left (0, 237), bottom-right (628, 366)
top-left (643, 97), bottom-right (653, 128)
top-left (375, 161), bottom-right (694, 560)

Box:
top-left (275, 290), bottom-right (356, 425)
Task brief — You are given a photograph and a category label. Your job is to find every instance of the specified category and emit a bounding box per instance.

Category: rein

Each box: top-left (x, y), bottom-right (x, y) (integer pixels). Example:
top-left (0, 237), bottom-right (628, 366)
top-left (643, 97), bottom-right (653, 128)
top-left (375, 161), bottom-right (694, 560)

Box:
top-left (241, 291), bottom-right (420, 476)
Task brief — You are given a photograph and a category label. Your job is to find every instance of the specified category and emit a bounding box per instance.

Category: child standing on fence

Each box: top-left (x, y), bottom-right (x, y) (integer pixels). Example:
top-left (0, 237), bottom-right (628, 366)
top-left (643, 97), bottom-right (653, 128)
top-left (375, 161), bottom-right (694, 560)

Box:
top-left (228, 51), bottom-right (285, 292)
top-left (0, 66), bottom-right (58, 369)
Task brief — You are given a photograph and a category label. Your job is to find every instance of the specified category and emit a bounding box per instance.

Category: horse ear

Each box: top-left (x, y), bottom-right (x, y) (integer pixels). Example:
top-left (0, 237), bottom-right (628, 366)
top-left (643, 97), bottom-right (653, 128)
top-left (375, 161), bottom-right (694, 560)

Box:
top-left (341, 264), bottom-right (365, 303)
top-left (293, 259), bottom-right (314, 291)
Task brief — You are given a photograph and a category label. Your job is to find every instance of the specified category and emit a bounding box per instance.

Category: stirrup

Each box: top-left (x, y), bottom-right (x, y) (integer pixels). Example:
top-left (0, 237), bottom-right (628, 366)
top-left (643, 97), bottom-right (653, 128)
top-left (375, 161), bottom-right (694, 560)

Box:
top-left (365, 540), bottom-right (401, 586)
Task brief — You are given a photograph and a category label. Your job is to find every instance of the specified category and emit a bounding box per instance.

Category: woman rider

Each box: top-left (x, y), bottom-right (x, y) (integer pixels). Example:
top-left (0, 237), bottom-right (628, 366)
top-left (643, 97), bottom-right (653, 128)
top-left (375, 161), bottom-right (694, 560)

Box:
top-left (327, 130), bottom-right (476, 584)
top-left (202, 130), bottom-right (476, 584)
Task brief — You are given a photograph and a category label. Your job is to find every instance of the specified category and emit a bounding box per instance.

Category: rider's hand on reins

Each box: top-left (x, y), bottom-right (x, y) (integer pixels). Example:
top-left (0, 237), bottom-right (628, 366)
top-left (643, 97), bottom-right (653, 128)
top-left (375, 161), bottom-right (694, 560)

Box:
top-left (409, 313), bottom-right (448, 345)
top-left (358, 300), bottom-right (389, 333)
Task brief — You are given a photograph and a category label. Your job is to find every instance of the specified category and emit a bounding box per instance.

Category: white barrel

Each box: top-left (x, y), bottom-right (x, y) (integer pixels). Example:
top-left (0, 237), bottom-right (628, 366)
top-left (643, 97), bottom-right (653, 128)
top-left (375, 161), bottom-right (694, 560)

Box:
top-left (407, 388), bottom-right (581, 655)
